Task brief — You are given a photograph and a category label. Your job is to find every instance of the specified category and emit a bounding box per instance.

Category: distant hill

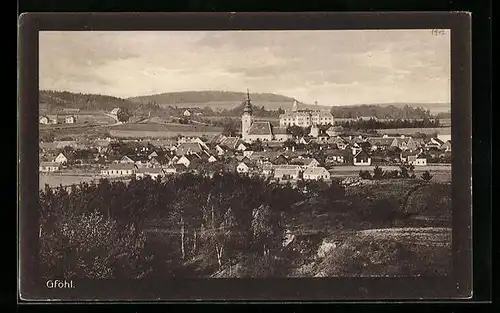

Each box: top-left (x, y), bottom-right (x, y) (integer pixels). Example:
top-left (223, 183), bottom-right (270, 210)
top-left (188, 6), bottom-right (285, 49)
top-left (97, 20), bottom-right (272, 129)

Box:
top-left (40, 90), bottom-right (138, 112)
top-left (347, 102), bottom-right (451, 114)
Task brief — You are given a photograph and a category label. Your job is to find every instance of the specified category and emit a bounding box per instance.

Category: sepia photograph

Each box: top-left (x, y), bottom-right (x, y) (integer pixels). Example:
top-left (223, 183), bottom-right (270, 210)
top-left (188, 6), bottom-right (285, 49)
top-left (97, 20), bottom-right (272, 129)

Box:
top-left (35, 28), bottom-right (454, 281)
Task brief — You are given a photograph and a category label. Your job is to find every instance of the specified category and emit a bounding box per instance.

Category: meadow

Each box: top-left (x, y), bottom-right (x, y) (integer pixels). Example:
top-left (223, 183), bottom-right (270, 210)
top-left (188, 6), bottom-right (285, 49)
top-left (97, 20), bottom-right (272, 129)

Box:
top-left (377, 127), bottom-right (451, 136)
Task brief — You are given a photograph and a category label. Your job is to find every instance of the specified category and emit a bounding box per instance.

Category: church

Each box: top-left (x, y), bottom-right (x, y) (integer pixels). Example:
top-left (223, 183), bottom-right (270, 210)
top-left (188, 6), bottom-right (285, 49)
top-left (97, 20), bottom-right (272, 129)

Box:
top-left (241, 91), bottom-right (291, 143)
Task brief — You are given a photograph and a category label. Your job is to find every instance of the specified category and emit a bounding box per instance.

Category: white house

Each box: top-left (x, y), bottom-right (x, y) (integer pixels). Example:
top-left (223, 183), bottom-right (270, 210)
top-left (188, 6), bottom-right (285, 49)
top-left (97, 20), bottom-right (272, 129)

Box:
top-left (215, 145), bottom-right (225, 156)
top-left (273, 165), bottom-right (301, 181)
top-left (65, 115), bottom-right (76, 124)
top-left (208, 155), bottom-right (218, 163)
top-left (101, 163), bottom-right (137, 177)
top-left (353, 150), bottom-right (371, 166)
top-left (236, 143), bottom-right (247, 151)
top-left (408, 155), bottom-right (428, 166)
top-left (176, 154), bottom-right (200, 168)
top-left (119, 155), bottom-right (136, 164)
top-left (236, 162), bottom-right (250, 174)
top-left (303, 167), bottom-right (331, 181)
top-left (135, 167), bottom-right (164, 180)
top-left (54, 153), bottom-right (68, 164)
top-left (39, 162), bottom-right (60, 172)
top-left (39, 116), bottom-right (50, 125)
top-left (290, 157), bottom-right (320, 169)
top-left (183, 110), bottom-right (192, 117)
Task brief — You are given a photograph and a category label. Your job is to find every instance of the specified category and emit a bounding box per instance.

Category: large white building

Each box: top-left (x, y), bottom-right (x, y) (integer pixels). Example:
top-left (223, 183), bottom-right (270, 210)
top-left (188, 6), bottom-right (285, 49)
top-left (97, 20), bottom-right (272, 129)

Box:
top-left (279, 100), bottom-right (334, 127)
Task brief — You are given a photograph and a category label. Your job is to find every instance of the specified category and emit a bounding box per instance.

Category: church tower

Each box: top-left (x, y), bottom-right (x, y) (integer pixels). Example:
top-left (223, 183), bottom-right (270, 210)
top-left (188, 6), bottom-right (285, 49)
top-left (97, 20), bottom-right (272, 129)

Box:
top-left (292, 100), bottom-right (299, 112)
top-left (241, 89), bottom-right (253, 139)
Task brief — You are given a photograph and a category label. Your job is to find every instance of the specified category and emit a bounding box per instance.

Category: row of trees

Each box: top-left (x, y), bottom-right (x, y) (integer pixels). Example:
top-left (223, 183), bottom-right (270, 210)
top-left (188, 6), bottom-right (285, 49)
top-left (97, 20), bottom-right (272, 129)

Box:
top-left (336, 118), bottom-right (441, 130)
top-left (330, 104), bottom-right (433, 120)
top-left (359, 164), bottom-right (434, 181)
top-left (40, 173), bottom-right (336, 279)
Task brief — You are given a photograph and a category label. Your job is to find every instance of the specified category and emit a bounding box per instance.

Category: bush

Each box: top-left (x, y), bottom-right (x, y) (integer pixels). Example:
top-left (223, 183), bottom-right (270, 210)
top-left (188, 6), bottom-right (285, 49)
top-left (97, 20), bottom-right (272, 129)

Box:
top-left (372, 166), bottom-right (384, 180)
top-left (359, 170), bottom-right (372, 179)
top-left (421, 171), bottom-right (433, 181)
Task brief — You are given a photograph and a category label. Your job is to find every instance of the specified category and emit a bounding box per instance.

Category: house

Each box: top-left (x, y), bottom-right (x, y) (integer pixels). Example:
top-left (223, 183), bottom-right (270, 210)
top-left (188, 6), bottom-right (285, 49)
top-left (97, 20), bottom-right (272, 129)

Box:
top-left (176, 154), bottom-right (201, 168)
top-left (177, 136), bottom-right (210, 150)
top-left (325, 149), bottom-right (346, 164)
top-left (65, 115), bottom-right (76, 124)
top-left (353, 150), bottom-right (371, 166)
top-left (410, 155), bottom-right (428, 166)
top-left (243, 150), bottom-right (254, 158)
top-left (290, 157), bottom-right (320, 168)
top-left (176, 142), bottom-right (206, 156)
top-left (101, 163), bottom-right (137, 177)
top-left (441, 140), bottom-right (452, 152)
top-left (236, 162), bottom-right (250, 174)
top-left (208, 155), bottom-right (218, 163)
top-left (39, 115), bottom-right (50, 124)
top-left (261, 164), bottom-right (274, 176)
top-left (183, 110), bottom-right (191, 117)
top-left (272, 154), bottom-right (289, 165)
top-left (273, 165), bottom-right (301, 181)
top-left (110, 108), bottom-right (121, 116)
top-left (215, 145), bottom-right (226, 156)
top-left (391, 136), bottom-right (417, 151)
top-left (236, 142), bottom-right (247, 151)
top-left (148, 151), bottom-right (159, 159)
top-left (273, 126), bottom-right (292, 142)
top-left (367, 137), bottom-right (397, 151)
top-left (54, 153), bottom-right (68, 164)
top-left (333, 136), bottom-right (350, 150)
top-left (298, 137), bottom-right (312, 145)
top-left (303, 167), bottom-right (331, 181)
top-left (135, 167), bottom-right (164, 180)
top-left (236, 155), bottom-right (251, 163)
top-left (119, 155), bottom-right (136, 164)
top-left (39, 162), bottom-right (60, 172)
top-left (325, 126), bottom-right (343, 137)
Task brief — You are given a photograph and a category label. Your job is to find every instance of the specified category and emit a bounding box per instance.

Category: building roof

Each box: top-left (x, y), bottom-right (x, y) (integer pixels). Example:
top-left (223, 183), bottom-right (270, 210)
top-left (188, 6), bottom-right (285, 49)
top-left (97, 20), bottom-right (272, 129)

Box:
top-left (290, 157), bottom-right (318, 166)
top-left (274, 165), bottom-right (301, 176)
top-left (401, 150), bottom-right (421, 158)
top-left (354, 150), bottom-right (370, 158)
top-left (303, 166), bottom-right (329, 176)
top-left (247, 121), bottom-right (273, 136)
top-left (107, 163), bottom-right (136, 170)
top-left (220, 137), bottom-right (241, 150)
top-left (367, 137), bottom-right (396, 146)
top-left (176, 142), bottom-right (205, 156)
top-left (272, 126), bottom-right (289, 135)
top-left (325, 149), bottom-right (346, 157)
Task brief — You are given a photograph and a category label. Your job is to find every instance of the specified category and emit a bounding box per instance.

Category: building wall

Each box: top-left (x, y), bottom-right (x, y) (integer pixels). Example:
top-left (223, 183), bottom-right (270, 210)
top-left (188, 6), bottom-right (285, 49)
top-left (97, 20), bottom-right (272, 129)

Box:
top-left (245, 134), bottom-right (273, 143)
top-left (241, 113), bottom-right (253, 138)
top-left (354, 157), bottom-right (371, 166)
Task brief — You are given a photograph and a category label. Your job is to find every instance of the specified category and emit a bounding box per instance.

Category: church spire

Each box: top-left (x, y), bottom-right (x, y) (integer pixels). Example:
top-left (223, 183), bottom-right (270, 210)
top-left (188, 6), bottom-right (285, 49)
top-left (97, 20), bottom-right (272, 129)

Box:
top-left (243, 89), bottom-right (252, 115)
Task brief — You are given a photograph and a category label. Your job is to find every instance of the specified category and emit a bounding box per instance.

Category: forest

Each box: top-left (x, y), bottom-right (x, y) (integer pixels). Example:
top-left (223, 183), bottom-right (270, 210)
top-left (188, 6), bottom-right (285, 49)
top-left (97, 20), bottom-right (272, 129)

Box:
top-left (38, 173), bottom-right (353, 279)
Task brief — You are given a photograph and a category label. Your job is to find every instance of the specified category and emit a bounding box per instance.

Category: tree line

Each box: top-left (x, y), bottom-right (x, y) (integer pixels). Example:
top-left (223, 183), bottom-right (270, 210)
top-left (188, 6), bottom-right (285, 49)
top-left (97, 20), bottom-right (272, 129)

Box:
top-left (330, 104), bottom-right (433, 119)
top-left (335, 118), bottom-right (441, 130)
top-left (40, 173), bottom-right (349, 279)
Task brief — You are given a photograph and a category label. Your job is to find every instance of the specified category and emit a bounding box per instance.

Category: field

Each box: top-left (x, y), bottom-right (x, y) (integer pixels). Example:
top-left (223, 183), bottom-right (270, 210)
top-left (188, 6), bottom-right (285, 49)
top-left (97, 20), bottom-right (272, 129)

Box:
top-left (39, 174), bottom-right (99, 189)
top-left (107, 122), bottom-right (224, 138)
top-left (377, 127), bottom-right (451, 136)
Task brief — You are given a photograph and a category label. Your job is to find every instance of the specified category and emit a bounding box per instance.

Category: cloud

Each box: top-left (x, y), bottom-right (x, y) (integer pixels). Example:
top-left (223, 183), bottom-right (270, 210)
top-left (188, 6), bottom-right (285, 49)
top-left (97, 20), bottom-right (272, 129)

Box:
top-left (39, 30), bottom-right (450, 105)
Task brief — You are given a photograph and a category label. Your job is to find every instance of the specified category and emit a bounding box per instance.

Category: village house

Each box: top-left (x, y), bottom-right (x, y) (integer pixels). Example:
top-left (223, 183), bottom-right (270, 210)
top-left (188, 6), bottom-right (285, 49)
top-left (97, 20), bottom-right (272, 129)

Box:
top-left (303, 166), bottom-right (331, 181)
top-left (261, 164), bottom-right (274, 177)
top-left (176, 154), bottom-right (201, 168)
top-left (177, 136), bottom-right (210, 150)
top-left (101, 163), bottom-right (137, 177)
top-left (243, 150), bottom-right (254, 158)
top-left (236, 162), bottom-right (251, 174)
top-left (215, 145), bottom-right (226, 156)
top-left (325, 126), bottom-right (344, 137)
top-left (368, 137), bottom-right (397, 151)
top-left (441, 140), bottom-right (452, 152)
top-left (54, 153), bottom-right (68, 164)
top-left (135, 167), bottom-right (164, 180)
top-left (39, 162), bottom-right (60, 173)
top-left (289, 157), bottom-right (320, 168)
top-left (273, 165), bottom-right (302, 181)
top-left (208, 155), bottom-right (218, 163)
top-left (175, 142), bottom-right (206, 157)
top-left (65, 115), bottom-right (77, 124)
top-left (325, 149), bottom-right (347, 164)
top-left (353, 150), bottom-right (372, 166)
top-left (183, 109), bottom-right (192, 117)
top-left (392, 136), bottom-right (417, 151)
top-left (39, 115), bottom-right (50, 125)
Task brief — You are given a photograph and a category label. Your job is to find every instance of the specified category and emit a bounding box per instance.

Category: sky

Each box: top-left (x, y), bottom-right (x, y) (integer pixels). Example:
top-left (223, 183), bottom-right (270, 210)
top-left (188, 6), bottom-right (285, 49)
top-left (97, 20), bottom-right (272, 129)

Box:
top-left (39, 30), bottom-right (450, 106)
